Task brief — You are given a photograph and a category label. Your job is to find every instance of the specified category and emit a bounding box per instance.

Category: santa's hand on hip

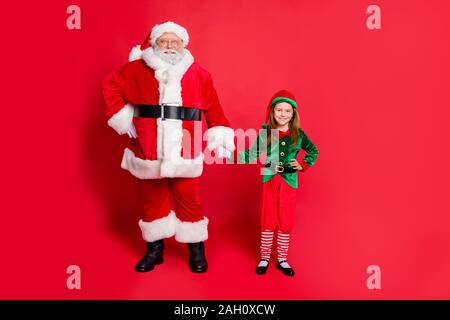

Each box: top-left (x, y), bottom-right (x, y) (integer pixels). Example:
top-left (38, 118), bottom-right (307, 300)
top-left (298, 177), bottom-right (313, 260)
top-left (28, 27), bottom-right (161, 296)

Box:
top-left (126, 123), bottom-right (138, 139)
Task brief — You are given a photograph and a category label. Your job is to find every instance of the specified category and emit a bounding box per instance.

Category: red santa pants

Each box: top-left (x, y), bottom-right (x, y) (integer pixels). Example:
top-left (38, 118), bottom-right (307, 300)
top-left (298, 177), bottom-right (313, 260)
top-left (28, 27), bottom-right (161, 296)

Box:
top-left (137, 177), bottom-right (208, 243)
top-left (260, 174), bottom-right (297, 233)
top-left (138, 177), bottom-right (203, 222)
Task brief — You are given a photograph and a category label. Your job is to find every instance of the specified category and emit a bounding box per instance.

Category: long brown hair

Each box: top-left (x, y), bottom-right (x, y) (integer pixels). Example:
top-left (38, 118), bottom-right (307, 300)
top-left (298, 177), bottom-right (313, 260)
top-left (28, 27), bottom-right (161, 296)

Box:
top-left (266, 104), bottom-right (301, 149)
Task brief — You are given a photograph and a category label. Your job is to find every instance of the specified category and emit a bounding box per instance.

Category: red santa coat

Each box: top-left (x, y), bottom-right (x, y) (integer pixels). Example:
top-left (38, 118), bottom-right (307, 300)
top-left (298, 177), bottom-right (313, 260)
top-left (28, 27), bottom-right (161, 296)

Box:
top-left (102, 46), bottom-right (235, 179)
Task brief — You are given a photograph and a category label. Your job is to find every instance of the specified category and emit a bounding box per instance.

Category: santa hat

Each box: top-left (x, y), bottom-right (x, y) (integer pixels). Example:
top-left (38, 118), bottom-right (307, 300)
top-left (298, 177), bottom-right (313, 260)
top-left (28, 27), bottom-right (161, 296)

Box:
top-left (150, 21), bottom-right (189, 47)
top-left (265, 90), bottom-right (298, 122)
top-left (129, 21), bottom-right (190, 61)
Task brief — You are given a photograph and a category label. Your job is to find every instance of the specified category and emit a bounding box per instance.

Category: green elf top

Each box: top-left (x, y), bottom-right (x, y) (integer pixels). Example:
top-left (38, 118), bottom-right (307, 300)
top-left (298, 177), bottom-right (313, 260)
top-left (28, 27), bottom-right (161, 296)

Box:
top-left (237, 90), bottom-right (319, 188)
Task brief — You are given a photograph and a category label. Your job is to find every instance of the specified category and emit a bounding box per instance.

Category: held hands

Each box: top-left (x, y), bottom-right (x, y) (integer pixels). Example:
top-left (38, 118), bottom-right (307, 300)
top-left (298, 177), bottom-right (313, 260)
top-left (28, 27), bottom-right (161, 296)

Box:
top-left (216, 145), bottom-right (232, 159)
top-left (125, 126), bottom-right (230, 158)
top-left (290, 159), bottom-right (303, 171)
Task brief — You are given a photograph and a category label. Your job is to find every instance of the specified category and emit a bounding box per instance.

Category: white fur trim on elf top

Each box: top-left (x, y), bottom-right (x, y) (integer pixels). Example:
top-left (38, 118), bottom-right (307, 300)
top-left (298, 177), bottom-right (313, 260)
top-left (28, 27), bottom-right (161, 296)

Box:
top-left (205, 126), bottom-right (236, 152)
top-left (139, 211), bottom-right (177, 242)
top-left (107, 103), bottom-right (135, 135)
top-left (175, 217), bottom-right (209, 243)
top-left (150, 21), bottom-right (189, 47)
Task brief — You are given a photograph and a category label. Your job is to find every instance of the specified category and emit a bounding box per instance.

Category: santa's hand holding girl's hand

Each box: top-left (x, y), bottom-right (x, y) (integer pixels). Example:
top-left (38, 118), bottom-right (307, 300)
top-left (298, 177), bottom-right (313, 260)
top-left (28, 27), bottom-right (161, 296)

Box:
top-left (217, 145), bottom-right (232, 159)
top-left (290, 159), bottom-right (303, 171)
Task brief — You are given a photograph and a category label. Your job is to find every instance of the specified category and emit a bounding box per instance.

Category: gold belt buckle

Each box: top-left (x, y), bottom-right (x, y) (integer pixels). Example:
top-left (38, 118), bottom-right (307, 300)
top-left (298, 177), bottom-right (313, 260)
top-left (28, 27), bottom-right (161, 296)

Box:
top-left (275, 162), bottom-right (285, 173)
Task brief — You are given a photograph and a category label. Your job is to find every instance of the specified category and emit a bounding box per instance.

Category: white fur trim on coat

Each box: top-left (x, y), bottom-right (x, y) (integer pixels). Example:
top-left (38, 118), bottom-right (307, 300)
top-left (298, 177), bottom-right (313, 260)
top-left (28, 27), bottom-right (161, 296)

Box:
top-left (129, 45), bottom-right (143, 62)
top-left (121, 148), bottom-right (162, 179)
top-left (120, 147), bottom-right (204, 179)
top-left (141, 48), bottom-right (194, 105)
top-left (160, 153), bottom-right (204, 178)
top-left (205, 126), bottom-right (236, 152)
top-left (139, 211), bottom-right (177, 242)
top-left (107, 103), bottom-right (134, 135)
top-left (122, 46), bottom-right (202, 179)
top-left (175, 217), bottom-right (209, 243)
top-left (150, 21), bottom-right (189, 47)
top-left (159, 119), bottom-right (204, 178)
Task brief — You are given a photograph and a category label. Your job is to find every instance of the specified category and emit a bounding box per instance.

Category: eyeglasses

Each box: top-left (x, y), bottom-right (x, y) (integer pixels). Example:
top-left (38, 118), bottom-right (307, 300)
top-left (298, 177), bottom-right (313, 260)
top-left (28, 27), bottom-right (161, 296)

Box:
top-left (156, 38), bottom-right (182, 48)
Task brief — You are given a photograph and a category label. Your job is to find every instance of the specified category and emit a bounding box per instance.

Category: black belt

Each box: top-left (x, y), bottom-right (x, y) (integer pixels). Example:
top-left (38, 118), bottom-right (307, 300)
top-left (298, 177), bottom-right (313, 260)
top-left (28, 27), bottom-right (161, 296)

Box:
top-left (264, 163), bottom-right (297, 173)
top-left (134, 104), bottom-right (202, 121)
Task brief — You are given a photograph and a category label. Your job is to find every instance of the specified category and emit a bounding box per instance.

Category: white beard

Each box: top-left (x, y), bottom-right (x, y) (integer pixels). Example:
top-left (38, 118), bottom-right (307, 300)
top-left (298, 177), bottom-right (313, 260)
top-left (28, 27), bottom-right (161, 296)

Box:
top-left (153, 47), bottom-right (185, 65)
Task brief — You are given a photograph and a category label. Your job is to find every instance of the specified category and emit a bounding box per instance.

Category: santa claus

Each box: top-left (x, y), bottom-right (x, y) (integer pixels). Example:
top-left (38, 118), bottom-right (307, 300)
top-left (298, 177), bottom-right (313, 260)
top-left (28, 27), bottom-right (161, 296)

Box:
top-left (102, 21), bottom-right (235, 273)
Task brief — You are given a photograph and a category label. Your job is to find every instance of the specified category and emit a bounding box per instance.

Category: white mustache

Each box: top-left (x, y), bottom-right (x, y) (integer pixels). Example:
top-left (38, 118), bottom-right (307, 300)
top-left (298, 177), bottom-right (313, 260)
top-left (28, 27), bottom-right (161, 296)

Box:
top-left (154, 47), bottom-right (184, 65)
top-left (162, 49), bottom-right (178, 55)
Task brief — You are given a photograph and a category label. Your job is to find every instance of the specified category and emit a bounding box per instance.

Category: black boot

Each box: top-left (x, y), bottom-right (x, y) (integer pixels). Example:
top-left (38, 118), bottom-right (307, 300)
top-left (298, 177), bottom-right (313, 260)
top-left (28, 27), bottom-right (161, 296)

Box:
top-left (187, 242), bottom-right (208, 273)
top-left (135, 240), bottom-right (164, 272)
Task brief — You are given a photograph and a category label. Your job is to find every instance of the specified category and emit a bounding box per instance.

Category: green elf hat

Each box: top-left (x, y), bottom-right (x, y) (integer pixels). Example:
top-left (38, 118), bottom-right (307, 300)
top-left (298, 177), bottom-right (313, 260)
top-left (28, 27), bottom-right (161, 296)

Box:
top-left (266, 90), bottom-right (298, 121)
top-left (271, 97), bottom-right (297, 109)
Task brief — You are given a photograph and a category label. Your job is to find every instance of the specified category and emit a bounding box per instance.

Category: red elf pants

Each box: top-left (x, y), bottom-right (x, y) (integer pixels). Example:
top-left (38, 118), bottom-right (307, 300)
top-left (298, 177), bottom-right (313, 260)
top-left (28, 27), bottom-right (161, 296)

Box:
top-left (260, 174), bottom-right (297, 233)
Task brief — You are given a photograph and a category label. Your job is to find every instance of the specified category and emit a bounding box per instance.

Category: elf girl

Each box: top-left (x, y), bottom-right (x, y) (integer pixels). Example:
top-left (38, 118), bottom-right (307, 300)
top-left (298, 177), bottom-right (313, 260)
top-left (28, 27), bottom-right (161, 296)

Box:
top-left (238, 90), bottom-right (318, 276)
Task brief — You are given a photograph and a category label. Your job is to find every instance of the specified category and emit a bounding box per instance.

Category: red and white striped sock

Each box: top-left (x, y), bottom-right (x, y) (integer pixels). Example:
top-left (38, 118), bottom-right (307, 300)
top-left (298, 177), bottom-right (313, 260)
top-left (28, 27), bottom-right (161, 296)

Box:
top-left (277, 231), bottom-right (290, 262)
top-left (260, 230), bottom-right (274, 261)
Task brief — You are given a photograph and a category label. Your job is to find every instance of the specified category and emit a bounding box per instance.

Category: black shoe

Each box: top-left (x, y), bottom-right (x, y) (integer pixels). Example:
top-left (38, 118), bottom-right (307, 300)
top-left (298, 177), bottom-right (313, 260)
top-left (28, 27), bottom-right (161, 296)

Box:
top-left (277, 260), bottom-right (295, 276)
top-left (256, 259), bottom-right (269, 275)
top-left (135, 240), bottom-right (164, 272)
top-left (187, 242), bottom-right (208, 273)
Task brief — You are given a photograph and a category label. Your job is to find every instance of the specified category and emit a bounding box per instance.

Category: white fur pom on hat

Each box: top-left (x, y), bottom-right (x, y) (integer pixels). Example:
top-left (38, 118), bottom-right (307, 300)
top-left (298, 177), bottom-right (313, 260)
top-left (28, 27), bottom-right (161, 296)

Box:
top-left (150, 21), bottom-right (190, 47)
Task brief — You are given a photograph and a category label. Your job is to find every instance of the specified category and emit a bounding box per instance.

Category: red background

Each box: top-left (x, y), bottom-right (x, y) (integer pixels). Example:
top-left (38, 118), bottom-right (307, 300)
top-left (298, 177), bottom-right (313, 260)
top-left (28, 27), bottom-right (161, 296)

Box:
top-left (0, 0), bottom-right (449, 299)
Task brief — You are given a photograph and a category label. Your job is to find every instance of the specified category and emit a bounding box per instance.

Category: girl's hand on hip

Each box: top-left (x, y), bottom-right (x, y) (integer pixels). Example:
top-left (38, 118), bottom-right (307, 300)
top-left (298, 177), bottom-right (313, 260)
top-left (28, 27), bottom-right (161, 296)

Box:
top-left (290, 159), bottom-right (303, 171)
